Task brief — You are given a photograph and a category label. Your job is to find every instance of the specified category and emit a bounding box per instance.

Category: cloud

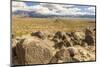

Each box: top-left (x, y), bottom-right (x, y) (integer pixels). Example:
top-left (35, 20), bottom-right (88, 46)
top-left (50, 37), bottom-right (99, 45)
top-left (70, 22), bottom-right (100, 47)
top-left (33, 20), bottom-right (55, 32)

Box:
top-left (12, 1), bottom-right (26, 11)
top-left (33, 3), bottom-right (82, 15)
top-left (82, 7), bottom-right (95, 15)
top-left (12, 1), bottom-right (95, 16)
top-left (87, 7), bottom-right (95, 12)
top-left (12, 1), bottom-right (34, 12)
top-left (32, 5), bottom-right (55, 15)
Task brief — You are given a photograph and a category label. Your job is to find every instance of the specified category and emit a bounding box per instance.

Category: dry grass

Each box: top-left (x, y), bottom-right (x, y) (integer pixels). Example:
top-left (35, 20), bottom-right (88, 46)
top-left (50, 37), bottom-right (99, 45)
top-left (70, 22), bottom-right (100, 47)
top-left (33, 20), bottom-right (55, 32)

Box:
top-left (12, 16), bottom-right (95, 36)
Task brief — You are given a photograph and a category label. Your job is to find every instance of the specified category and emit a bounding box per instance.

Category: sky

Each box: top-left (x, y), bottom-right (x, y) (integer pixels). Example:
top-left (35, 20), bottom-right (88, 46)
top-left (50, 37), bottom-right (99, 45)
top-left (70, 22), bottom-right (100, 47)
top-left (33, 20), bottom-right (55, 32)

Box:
top-left (12, 1), bottom-right (95, 16)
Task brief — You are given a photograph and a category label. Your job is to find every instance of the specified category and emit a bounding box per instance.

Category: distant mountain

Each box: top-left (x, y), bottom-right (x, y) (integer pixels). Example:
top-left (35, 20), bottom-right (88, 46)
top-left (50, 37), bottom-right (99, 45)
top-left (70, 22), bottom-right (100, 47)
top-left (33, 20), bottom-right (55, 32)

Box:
top-left (12, 10), bottom-right (95, 19)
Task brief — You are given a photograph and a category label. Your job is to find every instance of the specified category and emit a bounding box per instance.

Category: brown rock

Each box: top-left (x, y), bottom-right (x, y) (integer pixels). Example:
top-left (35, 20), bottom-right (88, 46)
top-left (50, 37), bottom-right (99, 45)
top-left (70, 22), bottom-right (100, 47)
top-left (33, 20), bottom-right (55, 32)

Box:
top-left (30, 31), bottom-right (45, 40)
top-left (50, 49), bottom-right (71, 63)
top-left (85, 28), bottom-right (94, 45)
top-left (16, 37), bottom-right (53, 65)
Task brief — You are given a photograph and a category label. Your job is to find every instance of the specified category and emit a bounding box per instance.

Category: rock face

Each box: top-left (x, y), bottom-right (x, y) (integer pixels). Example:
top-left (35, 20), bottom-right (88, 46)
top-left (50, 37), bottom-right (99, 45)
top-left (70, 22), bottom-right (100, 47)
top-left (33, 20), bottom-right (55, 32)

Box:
top-left (12, 29), bottom-right (96, 65)
top-left (15, 36), bottom-right (53, 65)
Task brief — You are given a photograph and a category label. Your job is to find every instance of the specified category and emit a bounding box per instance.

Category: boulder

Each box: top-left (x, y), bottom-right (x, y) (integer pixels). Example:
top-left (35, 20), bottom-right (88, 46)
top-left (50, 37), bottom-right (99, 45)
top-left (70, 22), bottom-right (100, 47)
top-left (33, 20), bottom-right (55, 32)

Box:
top-left (53, 31), bottom-right (66, 40)
top-left (85, 35), bottom-right (94, 46)
top-left (85, 29), bottom-right (94, 45)
top-left (85, 28), bottom-right (93, 35)
top-left (71, 31), bottom-right (85, 45)
top-left (12, 34), bottom-right (15, 39)
top-left (67, 47), bottom-right (78, 57)
top-left (53, 41), bottom-right (65, 49)
top-left (50, 45), bottom-right (95, 63)
top-left (72, 45), bottom-right (95, 62)
top-left (50, 49), bottom-right (71, 63)
top-left (62, 33), bottom-right (73, 47)
top-left (12, 39), bottom-right (18, 57)
top-left (12, 56), bottom-right (18, 65)
top-left (53, 31), bottom-right (73, 49)
top-left (16, 36), bottom-right (53, 65)
top-left (30, 31), bottom-right (45, 40)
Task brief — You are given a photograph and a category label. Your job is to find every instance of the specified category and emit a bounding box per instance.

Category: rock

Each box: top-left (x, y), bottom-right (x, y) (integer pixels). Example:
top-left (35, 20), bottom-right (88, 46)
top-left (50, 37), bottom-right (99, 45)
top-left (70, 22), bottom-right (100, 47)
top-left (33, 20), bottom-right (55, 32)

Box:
top-left (85, 29), bottom-right (94, 45)
top-left (85, 28), bottom-right (93, 35)
top-left (53, 31), bottom-right (73, 49)
top-left (62, 34), bottom-right (73, 47)
top-left (16, 37), bottom-right (53, 65)
top-left (67, 47), bottom-right (78, 57)
top-left (50, 47), bottom-right (79, 63)
top-left (93, 28), bottom-right (96, 32)
top-left (72, 45), bottom-right (95, 62)
top-left (53, 31), bottom-right (65, 40)
top-left (72, 31), bottom-right (85, 41)
top-left (71, 31), bottom-right (85, 45)
top-left (85, 35), bottom-right (94, 45)
top-left (12, 34), bottom-right (15, 39)
top-left (12, 30), bottom-right (96, 65)
top-left (66, 32), bottom-right (72, 37)
top-left (12, 56), bottom-right (18, 65)
top-left (50, 45), bottom-right (95, 63)
top-left (50, 49), bottom-right (71, 63)
top-left (12, 39), bottom-right (18, 57)
top-left (53, 41), bottom-right (64, 49)
top-left (81, 41), bottom-right (88, 47)
top-left (16, 36), bottom-right (22, 41)
top-left (30, 31), bottom-right (45, 40)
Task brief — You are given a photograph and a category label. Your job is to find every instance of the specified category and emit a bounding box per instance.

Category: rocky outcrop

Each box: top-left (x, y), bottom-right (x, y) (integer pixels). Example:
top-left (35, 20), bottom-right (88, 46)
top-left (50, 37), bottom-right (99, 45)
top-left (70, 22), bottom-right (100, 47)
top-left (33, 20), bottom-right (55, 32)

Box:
top-left (12, 28), bottom-right (96, 65)
top-left (50, 45), bottom-right (95, 63)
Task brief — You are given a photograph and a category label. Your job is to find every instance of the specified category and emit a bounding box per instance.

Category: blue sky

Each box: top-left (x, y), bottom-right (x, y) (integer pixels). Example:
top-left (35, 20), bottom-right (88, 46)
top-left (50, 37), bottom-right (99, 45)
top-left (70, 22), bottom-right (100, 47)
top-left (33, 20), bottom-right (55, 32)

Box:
top-left (12, 1), bottom-right (95, 16)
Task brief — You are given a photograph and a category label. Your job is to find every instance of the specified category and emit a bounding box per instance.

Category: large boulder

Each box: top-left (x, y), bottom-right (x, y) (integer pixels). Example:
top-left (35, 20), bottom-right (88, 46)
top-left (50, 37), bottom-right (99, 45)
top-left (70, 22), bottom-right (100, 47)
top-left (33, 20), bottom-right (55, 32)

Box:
top-left (16, 36), bottom-right (53, 65)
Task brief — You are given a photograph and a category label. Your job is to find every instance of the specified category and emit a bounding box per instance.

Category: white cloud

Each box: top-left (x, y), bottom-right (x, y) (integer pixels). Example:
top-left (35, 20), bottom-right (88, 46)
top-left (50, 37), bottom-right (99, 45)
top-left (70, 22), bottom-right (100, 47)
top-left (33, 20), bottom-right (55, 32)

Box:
top-left (32, 5), bottom-right (55, 14)
top-left (12, 1), bottom-right (25, 11)
top-left (87, 7), bottom-right (95, 12)
top-left (12, 1), bottom-right (95, 16)
top-left (12, 1), bottom-right (33, 12)
top-left (37, 3), bottom-right (81, 15)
